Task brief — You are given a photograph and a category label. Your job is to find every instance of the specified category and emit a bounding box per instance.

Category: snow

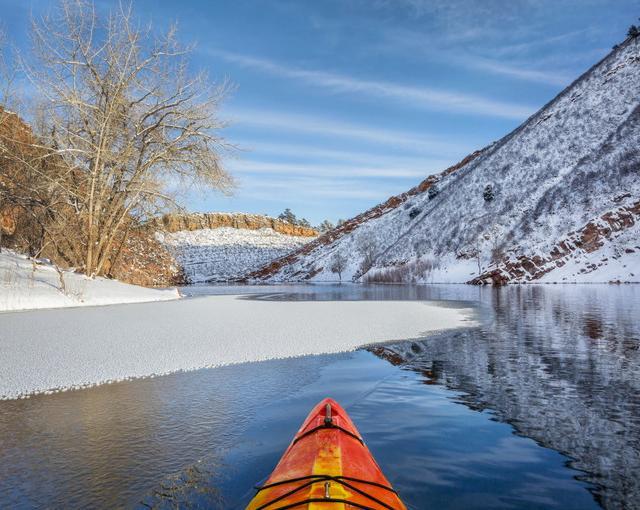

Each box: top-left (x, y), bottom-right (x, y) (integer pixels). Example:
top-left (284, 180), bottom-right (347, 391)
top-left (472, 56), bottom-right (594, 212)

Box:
top-left (537, 223), bottom-right (640, 283)
top-left (262, 40), bottom-right (640, 284)
top-left (0, 250), bottom-right (179, 312)
top-left (158, 227), bottom-right (313, 282)
top-left (0, 294), bottom-right (476, 399)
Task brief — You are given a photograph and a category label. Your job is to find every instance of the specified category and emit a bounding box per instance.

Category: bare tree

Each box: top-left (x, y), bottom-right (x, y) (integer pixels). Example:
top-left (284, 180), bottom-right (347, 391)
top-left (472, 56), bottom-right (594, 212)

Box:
top-left (356, 234), bottom-right (378, 274)
top-left (21, 0), bottom-right (233, 276)
top-left (1, 104), bottom-right (73, 261)
top-left (0, 29), bottom-right (15, 253)
top-left (473, 236), bottom-right (483, 276)
top-left (490, 246), bottom-right (505, 265)
top-left (329, 251), bottom-right (348, 282)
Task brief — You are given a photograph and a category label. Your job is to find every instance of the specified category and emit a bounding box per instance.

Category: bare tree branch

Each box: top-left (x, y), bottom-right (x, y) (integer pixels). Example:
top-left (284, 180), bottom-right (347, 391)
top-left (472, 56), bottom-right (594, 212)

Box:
top-left (12, 0), bottom-right (234, 276)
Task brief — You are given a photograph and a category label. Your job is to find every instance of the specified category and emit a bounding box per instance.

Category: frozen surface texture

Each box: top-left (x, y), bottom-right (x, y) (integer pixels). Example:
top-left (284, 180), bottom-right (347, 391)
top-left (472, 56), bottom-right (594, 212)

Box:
top-left (0, 251), bottom-right (179, 312)
top-left (0, 295), bottom-right (475, 399)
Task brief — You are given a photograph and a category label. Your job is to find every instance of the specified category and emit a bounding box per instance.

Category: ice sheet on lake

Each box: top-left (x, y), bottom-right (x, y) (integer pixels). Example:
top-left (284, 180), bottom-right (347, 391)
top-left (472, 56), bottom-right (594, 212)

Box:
top-left (0, 295), bottom-right (475, 399)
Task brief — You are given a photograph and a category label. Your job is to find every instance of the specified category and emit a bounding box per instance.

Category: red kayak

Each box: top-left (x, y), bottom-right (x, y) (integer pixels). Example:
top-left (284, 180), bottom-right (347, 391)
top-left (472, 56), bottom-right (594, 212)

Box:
top-left (246, 398), bottom-right (406, 509)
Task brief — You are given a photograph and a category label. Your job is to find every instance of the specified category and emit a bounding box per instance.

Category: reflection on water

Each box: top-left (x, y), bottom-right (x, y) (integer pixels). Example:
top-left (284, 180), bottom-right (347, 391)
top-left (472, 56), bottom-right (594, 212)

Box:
top-left (369, 285), bottom-right (640, 510)
top-left (0, 284), bottom-right (638, 509)
top-left (0, 355), bottom-right (333, 508)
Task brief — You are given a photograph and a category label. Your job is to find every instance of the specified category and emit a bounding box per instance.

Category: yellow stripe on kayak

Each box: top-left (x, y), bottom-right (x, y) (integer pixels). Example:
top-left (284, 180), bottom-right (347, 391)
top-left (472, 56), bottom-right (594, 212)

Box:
top-left (309, 440), bottom-right (347, 510)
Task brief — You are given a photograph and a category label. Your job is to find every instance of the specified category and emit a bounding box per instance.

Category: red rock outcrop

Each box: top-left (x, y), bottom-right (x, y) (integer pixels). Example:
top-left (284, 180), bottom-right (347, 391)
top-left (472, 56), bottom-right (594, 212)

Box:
top-left (149, 212), bottom-right (318, 237)
top-left (470, 200), bottom-right (640, 285)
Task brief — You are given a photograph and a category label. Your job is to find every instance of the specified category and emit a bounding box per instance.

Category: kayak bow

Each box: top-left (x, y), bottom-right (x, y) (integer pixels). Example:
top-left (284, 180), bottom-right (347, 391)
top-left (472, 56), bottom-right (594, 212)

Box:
top-left (247, 398), bottom-right (406, 510)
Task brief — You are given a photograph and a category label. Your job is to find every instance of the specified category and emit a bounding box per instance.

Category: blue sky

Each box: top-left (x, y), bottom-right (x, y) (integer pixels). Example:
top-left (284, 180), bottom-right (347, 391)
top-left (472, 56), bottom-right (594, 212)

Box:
top-left (1, 0), bottom-right (637, 225)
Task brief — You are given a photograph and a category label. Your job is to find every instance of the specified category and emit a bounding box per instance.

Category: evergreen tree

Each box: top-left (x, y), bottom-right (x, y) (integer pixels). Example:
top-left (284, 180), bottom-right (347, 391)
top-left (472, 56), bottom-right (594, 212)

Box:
top-left (629, 24), bottom-right (639, 38)
top-left (318, 220), bottom-right (335, 233)
top-left (483, 184), bottom-right (494, 202)
top-left (277, 208), bottom-right (297, 224)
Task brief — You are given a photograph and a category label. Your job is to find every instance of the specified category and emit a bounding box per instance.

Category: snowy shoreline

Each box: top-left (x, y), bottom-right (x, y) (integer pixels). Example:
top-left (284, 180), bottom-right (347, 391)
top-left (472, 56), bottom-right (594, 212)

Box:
top-left (0, 294), bottom-right (476, 400)
top-left (0, 250), bottom-right (179, 312)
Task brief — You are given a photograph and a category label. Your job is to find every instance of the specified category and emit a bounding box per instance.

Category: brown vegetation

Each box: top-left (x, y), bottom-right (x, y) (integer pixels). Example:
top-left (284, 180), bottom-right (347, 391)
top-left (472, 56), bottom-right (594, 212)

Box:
top-left (0, 108), bottom-right (74, 259)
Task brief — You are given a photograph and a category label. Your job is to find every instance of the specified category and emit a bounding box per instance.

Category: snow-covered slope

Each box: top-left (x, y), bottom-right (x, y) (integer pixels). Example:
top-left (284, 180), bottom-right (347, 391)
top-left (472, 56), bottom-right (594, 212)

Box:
top-left (0, 250), bottom-right (179, 312)
top-left (252, 38), bottom-right (640, 284)
top-left (158, 227), bottom-right (314, 283)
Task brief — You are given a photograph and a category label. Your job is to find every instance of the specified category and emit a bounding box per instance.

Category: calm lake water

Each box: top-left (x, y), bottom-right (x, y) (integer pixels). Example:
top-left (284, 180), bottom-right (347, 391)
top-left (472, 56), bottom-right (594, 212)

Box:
top-left (0, 284), bottom-right (638, 509)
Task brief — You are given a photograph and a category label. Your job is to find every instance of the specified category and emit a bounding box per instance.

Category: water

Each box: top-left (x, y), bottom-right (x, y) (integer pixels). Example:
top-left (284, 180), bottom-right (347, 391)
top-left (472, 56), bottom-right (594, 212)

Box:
top-left (0, 284), bottom-right (638, 509)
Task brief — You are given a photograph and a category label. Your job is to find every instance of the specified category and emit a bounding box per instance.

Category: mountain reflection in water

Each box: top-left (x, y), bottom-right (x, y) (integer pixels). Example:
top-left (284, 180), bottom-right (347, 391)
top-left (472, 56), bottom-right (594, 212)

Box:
top-left (368, 285), bottom-right (640, 510)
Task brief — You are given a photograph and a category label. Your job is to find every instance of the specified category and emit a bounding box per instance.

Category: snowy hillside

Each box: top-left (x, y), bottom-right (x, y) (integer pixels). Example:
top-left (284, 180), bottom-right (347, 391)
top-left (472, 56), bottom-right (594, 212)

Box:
top-left (251, 38), bottom-right (640, 284)
top-left (158, 227), bottom-right (314, 283)
top-left (0, 250), bottom-right (179, 312)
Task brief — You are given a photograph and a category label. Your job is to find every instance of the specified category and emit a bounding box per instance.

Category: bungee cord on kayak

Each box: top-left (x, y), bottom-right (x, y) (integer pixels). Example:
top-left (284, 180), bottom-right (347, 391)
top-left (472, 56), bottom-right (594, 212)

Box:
top-left (253, 474), bottom-right (400, 510)
top-left (291, 403), bottom-right (365, 446)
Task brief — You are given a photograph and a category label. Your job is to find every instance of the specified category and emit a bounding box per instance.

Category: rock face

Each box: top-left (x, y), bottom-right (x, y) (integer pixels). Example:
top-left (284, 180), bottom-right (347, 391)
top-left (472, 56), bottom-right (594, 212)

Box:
top-left (149, 212), bottom-right (318, 238)
top-left (471, 200), bottom-right (640, 284)
top-left (107, 229), bottom-right (185, 287)
top-left (150, 212), bottom-right (318, 283)
top-left (250, 37), bottom-right (640, 284)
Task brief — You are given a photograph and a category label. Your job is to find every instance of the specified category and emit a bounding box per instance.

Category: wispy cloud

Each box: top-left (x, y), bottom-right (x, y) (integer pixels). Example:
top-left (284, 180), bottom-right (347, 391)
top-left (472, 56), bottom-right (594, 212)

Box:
top-left (226, 108), bottom-right (478, 156)
top-left (235, 174), bottom-right (391, 202)
top-left (209, 50), bottom-right (535, 120)
top-left (378, 26), bottom-right (586, 86)
top-left (231, 160), bottom-right (438, 179)
top-left (464, 58), bottom-right (570, 86)
top-left (239, 140), bottom-right (454, 169)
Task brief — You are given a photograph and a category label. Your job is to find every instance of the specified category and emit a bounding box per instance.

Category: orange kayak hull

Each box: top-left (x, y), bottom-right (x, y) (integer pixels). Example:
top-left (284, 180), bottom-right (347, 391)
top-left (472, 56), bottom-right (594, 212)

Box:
top-left (246, 398), bottom-right (406, 509)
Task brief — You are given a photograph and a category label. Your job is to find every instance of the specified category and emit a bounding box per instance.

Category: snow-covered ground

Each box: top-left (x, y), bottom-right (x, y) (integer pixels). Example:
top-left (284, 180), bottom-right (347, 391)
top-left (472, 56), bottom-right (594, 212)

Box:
top-left (158, 227), bottom-right (313, 282)
top-left (537, 224), bottom-right (640, 283)
top-left (0, 250), bottom-right (179, 312)
top-left (0, 294), bottom-right (476, 399)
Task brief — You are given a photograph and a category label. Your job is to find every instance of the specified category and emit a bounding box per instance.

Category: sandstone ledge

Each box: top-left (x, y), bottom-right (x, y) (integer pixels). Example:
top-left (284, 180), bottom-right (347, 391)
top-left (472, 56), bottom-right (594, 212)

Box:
top-left (149, 212), bottom-right (318, 237)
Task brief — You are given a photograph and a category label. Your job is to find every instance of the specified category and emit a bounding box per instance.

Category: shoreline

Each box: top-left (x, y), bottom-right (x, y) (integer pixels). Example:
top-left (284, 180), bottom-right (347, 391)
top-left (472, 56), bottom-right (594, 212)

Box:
top-left (0, 250), bottom-right (180, 313)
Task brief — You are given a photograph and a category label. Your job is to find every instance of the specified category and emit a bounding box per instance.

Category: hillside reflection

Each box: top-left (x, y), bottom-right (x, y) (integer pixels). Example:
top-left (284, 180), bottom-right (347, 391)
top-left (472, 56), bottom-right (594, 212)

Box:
top-left (369, 285), bottom-right (640, 510)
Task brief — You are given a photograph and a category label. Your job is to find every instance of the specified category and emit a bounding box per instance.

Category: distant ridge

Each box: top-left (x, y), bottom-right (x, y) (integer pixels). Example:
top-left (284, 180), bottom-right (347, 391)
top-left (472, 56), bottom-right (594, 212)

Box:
top-left (149, 212), bottom-right (318, 237)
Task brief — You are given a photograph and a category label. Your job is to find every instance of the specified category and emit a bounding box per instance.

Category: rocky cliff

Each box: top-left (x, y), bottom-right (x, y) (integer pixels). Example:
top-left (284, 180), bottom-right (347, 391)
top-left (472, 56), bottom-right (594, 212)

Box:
top-left (152, 213), bottom-right (317, 283)
top-left (149, 212), bottom-right (318, 237)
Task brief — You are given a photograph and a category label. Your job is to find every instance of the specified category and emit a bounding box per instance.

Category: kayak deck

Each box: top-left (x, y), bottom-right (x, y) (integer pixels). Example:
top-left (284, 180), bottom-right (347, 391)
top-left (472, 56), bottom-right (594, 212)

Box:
top-left (247, 398), bottom-right (406, 509)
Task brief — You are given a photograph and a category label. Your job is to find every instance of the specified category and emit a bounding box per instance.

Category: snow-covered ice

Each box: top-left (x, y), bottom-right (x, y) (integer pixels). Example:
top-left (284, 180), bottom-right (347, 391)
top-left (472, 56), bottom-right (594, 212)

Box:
top-left (158, 227), bottom-right (313, 282)
top-left (0, 250), bottom-right (179, 312)
top-left (0, 294), bottom-right (476, 399)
